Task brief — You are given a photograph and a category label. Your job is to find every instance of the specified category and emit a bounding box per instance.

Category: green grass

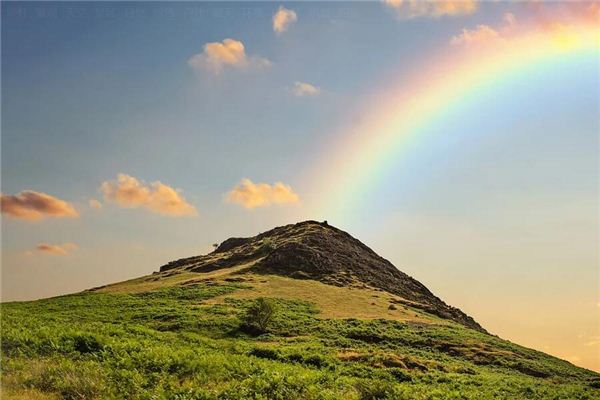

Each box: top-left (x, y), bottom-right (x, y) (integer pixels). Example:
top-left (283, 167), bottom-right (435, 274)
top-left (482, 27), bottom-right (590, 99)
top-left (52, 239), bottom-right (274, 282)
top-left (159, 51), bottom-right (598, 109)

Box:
top-left (2, 281), bottom-right (598, 399)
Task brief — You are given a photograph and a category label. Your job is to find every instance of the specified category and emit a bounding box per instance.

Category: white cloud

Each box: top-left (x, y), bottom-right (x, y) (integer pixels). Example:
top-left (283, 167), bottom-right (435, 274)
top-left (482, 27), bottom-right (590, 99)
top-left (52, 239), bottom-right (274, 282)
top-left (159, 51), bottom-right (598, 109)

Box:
top-left (383, 0), bottom-right (478, 19)
top-left (291, 81), bottom-right (320, 97)
top-left (273, 6), bottom-right (298, 34)
top-left (226, 178), bottom-right (300, 209)
top-left (450, 12), bottom-right (516, 47)
top-left (89, 198), bottom-right (102, 209)
top-left (450, 5), bottom-right (599, 51)
top-left (100, 173), bottom-right (198, 217)
top-left (188, 38), bottom-right (271, 75)
top-left (451, 24), bottom-right (501, 47)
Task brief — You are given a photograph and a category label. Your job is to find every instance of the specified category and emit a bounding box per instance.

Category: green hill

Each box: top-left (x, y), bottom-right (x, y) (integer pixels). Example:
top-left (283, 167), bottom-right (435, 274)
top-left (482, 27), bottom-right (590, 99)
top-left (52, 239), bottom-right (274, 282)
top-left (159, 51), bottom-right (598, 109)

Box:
top-left (2, 221), bottom-right (598, 399)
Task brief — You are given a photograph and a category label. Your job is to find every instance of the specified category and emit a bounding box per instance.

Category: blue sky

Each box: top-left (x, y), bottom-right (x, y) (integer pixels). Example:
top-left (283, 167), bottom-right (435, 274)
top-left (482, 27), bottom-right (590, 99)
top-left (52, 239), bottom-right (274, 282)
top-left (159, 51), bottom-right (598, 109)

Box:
top-left (2, 2), bottom-right (598, 371)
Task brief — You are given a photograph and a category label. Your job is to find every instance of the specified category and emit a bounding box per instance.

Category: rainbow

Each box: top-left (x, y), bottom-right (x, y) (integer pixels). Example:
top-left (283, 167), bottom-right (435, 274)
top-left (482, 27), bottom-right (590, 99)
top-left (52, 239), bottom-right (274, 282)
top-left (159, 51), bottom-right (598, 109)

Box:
top-left (308, 17), bottom-right (599, 218)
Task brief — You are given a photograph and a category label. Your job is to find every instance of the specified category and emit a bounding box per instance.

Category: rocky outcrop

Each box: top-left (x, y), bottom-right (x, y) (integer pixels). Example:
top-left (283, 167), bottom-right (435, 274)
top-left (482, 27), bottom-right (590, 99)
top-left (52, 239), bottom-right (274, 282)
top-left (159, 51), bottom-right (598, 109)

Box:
top-left (159, 220), bottom-right (485, 333)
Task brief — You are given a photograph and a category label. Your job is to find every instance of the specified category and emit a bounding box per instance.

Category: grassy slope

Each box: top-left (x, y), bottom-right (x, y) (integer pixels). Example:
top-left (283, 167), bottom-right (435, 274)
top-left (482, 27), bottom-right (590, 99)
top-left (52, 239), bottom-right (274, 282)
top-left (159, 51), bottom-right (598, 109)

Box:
top-left (2, 267), bottom-right (599, 400)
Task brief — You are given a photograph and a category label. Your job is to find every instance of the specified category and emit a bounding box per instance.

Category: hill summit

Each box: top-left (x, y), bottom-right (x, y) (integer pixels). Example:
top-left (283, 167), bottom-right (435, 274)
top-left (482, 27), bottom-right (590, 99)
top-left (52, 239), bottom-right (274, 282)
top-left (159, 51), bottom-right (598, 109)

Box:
top-left (160, 220), bottom-right (484, 332)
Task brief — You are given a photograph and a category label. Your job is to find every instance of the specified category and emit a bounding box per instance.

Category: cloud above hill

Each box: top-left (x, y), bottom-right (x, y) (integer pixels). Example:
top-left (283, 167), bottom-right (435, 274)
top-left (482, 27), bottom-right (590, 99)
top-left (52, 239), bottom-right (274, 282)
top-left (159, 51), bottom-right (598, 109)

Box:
top-left (100, 173), bottom-right (198, 217)
top-left (226, 179), bottom-right (300, 209)
top-left (273, 6), bottom-right (297, 34)
top-left (292, 81), bottom-right (320, 97)
top-left (1, 191), bottom-right (79, 221)
top-left (36, 242), bottom-right (77, 256)
top-left (450, 2), bottom-right (599, 50)
top-left (451, 13), bottom-right (516, 47)
top-left (383, 0), bottom-right (477, 19)
top-left (89, 198), bottom-right (102, 209)
top-left (188, 38), bottom-right (271, 74)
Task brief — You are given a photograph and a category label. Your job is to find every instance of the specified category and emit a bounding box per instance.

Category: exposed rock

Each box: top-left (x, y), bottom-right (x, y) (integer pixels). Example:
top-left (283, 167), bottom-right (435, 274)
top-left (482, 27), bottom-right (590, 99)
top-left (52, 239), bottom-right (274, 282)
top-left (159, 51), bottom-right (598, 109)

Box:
top-left (215, 237), bottom-right (251, 253)
top-left (158, 220), bottom-right (486, 333)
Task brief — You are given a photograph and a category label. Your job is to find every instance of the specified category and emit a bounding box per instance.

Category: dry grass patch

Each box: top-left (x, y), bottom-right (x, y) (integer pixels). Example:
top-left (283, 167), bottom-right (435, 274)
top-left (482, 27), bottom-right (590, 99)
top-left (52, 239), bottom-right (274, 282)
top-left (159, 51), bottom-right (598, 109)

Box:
top-left (94, 262), bottom-right (255, 294)
top-left (0, 388), bottom-right (59, 400)
top-left (205, 273), bottom-right (447, 324)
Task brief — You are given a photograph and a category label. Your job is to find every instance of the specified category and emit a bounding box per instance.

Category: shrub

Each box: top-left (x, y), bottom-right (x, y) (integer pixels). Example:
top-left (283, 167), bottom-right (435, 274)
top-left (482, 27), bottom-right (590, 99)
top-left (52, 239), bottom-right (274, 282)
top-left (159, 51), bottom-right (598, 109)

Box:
top-left (388, 368), bottom-right (412, 382)
top-left (249, 347), bottom-right (280, 361)
top-left (286, 352), bottom-right (331, 369)
top-left (72, 333), bottom-right (104, 355)
top-left (241, 298), bottom-right (276, 334)
top-left (260, 239), bottom-right (276, 254)
top-left (354, 379), bottom-right (397, 400)
top-left (589, 377), bottom-right (600, 389)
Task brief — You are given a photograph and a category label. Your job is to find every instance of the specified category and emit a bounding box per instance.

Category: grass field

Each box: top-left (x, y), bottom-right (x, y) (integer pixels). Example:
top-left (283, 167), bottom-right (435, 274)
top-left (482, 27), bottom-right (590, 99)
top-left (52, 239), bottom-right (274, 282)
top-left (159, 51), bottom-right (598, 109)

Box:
top-left (2, 270), bottom-right (599, 399)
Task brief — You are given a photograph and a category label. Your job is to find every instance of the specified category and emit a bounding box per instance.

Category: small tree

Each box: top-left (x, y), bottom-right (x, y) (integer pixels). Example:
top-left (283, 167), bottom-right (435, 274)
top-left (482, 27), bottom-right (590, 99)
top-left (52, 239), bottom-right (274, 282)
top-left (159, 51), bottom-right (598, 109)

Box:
top-left (242, 297), bottom-right (276, 334)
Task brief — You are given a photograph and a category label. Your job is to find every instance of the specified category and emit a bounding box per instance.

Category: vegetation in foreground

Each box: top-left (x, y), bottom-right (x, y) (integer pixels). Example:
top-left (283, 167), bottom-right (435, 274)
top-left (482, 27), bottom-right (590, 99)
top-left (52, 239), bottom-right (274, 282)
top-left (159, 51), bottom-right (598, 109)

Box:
top-left (2, 277), bottom-right (599, 400)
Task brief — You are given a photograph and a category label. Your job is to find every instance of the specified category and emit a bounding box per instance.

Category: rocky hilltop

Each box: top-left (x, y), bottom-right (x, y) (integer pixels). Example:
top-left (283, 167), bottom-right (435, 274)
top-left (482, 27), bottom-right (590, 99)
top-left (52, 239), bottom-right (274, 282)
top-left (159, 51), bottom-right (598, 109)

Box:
top-left (160, 220), bottom-right (485, 332)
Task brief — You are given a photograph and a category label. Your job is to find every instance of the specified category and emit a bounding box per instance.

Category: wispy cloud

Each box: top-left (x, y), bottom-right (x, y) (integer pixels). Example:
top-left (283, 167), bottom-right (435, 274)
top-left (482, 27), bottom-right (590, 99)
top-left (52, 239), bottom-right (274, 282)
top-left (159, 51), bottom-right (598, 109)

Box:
top-left (585, 336), bottom-right (600, 347)
top-left (383, 0), bottom-right (478, 19)
top-left (188, 38), bottom-right (271, 75)
top-left (273, 6), bottom-right (298, 34)
top-left (226, 178), bottom-right (300, 209)
top-left (100, 173), bottom-right (198, 217)
top-left (36, 242), bottom-right (77, 256)
top-left (451, 24), bottom-right (502, 47)
top-left (451, 2), bottom-right (600, 50)
top-left (451, 13), bottom-right (515, 47)
top-left (291, 81), bottom-right (320, 97)
top-left (1, 191), bottom-right (79, 221)
top-left (89, 198), bottom-right (102, 209)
